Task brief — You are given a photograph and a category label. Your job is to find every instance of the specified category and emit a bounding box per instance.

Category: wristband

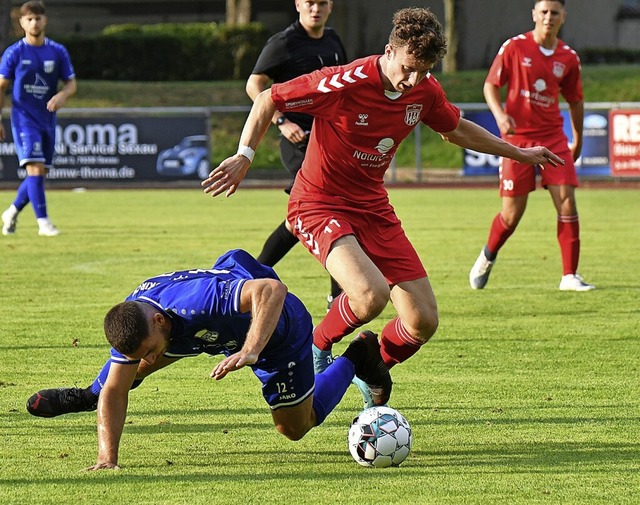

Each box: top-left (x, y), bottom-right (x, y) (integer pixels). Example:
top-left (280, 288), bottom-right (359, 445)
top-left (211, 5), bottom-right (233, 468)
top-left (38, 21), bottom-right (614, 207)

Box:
top-left (237, 145), bottom-right (255, 163)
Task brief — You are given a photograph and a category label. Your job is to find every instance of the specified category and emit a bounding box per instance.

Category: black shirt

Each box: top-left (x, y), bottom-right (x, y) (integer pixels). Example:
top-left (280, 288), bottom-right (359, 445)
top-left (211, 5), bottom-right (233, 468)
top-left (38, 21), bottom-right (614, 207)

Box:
top-left (251, 20), bottom-right (347, 131)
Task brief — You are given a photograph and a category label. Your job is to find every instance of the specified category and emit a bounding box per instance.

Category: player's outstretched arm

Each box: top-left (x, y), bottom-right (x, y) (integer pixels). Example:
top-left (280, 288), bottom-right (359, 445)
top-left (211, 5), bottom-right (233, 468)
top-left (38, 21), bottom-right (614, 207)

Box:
top-left (85, 362), bottom-right (137, 471)
top-left (202, 89), bottom-right (276, 198)
top-left (211, 278), bottom-right (287, 380)
top-left (441, 117), bottom-right (565, 168)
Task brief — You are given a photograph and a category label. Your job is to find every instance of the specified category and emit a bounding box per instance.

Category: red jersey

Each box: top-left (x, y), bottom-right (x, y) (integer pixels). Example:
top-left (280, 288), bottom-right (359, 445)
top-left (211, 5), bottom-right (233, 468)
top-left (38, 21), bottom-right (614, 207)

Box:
top-left (271, 55), bottom-right (460, 210)
top-left (486, 31), bottom-right (583, 138)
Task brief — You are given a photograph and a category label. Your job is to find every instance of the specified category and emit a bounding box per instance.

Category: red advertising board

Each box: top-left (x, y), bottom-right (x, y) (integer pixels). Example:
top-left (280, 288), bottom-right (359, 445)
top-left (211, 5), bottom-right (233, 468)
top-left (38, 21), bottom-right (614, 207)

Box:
top-left (609, 109), bottom-right (640, 177)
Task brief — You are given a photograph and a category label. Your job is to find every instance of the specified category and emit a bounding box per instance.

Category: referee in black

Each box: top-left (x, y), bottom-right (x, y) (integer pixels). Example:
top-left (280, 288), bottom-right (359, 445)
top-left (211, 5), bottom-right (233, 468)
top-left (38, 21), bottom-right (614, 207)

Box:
top-left (247, 0), bottom-right (347, 309)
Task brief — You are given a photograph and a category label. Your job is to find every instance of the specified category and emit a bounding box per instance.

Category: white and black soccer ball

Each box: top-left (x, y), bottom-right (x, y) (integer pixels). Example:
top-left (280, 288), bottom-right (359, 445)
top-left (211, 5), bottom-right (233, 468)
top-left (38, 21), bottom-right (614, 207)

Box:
top-left (348, 406), bottom-right (412, 468)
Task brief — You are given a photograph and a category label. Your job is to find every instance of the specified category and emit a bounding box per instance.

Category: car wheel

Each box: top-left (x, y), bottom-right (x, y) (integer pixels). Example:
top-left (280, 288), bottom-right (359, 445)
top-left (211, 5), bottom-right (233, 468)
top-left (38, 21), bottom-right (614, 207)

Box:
top-left (197, 159), bottom-right (211, 179)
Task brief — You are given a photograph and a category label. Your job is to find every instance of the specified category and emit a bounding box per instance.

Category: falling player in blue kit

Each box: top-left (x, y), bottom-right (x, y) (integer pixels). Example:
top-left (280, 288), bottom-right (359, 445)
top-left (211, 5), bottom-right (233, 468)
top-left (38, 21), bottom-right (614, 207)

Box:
top-left (1, 1), bottom-right (77, 237)
top-left (26, 249), bottom-right (392, 470)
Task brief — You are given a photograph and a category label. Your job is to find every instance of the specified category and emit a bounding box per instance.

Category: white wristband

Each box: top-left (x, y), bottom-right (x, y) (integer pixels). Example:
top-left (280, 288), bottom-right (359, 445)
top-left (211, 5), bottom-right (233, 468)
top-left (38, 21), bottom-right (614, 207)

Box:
top-left (237, 145), bottom-right (255, 163)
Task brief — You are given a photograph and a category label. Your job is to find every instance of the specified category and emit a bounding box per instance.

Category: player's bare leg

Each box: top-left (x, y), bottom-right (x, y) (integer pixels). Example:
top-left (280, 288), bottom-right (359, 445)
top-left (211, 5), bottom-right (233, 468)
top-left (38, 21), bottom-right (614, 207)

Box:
top-left (271, 396), bottom-right (317, 441)
top-left (325, 235), bottom-right (390, 321)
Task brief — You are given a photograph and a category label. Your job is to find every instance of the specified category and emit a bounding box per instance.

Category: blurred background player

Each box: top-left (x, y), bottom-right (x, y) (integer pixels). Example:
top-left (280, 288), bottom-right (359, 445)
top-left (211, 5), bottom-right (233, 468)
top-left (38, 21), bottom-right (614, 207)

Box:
top-left (25, 249), bottom-right (391, 470)
top-left (469, 0), bottom-right (595, 291)
top-left (202, 8), bottom-right (564, 407)
top-left (247, 0), bottom-right (347, 309)
top-left (0, 1), bottom-right (76, 237)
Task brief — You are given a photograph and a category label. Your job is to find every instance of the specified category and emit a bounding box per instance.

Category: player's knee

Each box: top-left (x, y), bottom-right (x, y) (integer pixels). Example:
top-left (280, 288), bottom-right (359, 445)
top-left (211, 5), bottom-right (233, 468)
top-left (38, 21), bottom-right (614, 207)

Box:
top-left (351, 285), bottom-right (390, 321)
top-left (403, 311), bottom-right (439, 345)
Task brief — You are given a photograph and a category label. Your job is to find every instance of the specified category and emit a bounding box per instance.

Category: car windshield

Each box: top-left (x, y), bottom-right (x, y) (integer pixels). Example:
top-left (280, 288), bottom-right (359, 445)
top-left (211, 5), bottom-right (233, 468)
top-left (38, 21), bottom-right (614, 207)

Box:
top-left (183, 138), bottom-right (207, 148)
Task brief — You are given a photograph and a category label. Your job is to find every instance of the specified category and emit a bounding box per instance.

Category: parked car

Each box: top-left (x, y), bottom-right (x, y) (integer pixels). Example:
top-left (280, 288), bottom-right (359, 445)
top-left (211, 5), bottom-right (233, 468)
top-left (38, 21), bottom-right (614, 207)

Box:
top-left (156, 135), bottom-right (210, 178)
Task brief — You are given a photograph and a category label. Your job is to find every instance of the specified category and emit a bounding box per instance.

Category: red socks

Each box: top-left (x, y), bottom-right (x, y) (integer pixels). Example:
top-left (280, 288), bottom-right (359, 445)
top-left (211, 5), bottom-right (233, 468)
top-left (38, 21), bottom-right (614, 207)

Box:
top-left (486, 213), bottom-right (515, 257)
top-left (313, 293), bottom-right (362, 351)
top-left (557, 215), bottom-right (580, 275)
top-left (380, 317), bottom-right (424, 369)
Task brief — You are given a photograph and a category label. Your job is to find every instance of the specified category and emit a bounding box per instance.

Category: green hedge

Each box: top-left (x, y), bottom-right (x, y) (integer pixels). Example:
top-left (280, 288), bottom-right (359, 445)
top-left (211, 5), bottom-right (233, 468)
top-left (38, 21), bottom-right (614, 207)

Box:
top-left (54, 22), bottom-right (270, 81)
top-left (580, 47), bottom-right (640, 64)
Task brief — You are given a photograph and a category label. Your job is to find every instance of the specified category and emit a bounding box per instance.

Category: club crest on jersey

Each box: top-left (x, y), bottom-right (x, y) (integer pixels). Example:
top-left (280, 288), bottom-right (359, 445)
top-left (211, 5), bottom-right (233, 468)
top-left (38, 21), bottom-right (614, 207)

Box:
top-left (405, 104), bottom-right (423, 126)
top-left (43, 60), bottom-right (55, 73)
top-left (552, 61), bottom-right (566, 78)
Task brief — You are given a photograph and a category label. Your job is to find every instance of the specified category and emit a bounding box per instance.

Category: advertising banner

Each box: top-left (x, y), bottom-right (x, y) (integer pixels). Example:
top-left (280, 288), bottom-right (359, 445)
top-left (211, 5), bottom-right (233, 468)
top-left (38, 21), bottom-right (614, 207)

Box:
top-left (0, 112), bottom-right (210, 183)
top-left (609, 109), bottom-right (640, 177)
top-left (462, 107), bottom-right (610, 177)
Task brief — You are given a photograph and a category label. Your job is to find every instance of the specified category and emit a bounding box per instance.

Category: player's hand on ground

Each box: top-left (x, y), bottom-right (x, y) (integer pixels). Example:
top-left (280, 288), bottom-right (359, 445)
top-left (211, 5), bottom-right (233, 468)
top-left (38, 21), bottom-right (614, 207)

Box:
top-left (520, 146), bottom-right (565, 168)
top-left (201, 154), bottom-right (251, 198)
top-left (210, 351), bottom-right (259, 380)
top-left (84, 461), bottom-right (120, 471)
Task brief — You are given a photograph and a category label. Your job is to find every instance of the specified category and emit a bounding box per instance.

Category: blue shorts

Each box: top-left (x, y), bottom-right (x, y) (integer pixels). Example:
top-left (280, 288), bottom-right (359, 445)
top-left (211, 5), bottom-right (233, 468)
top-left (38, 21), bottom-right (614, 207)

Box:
top-left (162, 295), bottom-right (316, 410)
top-left (12, 122), bottom-right (56, 168)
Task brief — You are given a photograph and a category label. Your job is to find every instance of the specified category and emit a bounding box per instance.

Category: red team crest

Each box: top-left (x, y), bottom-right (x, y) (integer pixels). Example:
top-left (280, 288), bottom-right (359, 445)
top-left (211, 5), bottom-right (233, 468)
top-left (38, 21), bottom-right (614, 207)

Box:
top-left (404, 104), bottom-right (423, 126)
top-left (552, 61), bottom-right (565, 78)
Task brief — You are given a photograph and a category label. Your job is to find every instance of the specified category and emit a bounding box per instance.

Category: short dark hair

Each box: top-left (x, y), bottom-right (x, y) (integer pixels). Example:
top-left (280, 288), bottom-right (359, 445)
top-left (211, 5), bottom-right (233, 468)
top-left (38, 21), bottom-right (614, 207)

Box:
top-left (388, 7), bottom-right (447, 65)
top-left (20, 1), bottom-right (46, 16)
top-left (103, 301), bottom-right (149, 355)
top-left (535, 0), bottom-right (564, 5)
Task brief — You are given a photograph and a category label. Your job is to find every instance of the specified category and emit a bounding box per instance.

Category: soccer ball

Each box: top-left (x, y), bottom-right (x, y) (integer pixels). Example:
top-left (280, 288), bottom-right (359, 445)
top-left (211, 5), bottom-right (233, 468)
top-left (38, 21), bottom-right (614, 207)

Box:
top-left (348, 406), bottom-right (412, 467)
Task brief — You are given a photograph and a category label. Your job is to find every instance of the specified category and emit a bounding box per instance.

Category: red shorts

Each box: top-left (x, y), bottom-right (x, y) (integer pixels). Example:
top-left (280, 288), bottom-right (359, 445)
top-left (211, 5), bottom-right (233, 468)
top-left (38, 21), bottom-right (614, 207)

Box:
top-left (286, 196), bottom-right (427, 285)
top-left (499, 135), bottom-right (578, 197)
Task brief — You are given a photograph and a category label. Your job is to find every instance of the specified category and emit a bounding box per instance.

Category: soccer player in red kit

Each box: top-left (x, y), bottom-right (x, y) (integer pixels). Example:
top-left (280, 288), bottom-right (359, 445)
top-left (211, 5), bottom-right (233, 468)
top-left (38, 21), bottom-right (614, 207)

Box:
top-left (203, 7), bottom-right (564, 407)
top-left (469, 0), bottom-right (595, 291)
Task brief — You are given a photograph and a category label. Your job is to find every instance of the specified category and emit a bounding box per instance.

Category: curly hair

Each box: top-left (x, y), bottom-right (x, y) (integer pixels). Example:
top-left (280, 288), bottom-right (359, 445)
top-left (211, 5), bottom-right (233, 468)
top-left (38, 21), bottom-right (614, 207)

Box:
top-left (388, 7), bottom-right (447, 65)
top-left (103, 301), bottom-right (149, 355)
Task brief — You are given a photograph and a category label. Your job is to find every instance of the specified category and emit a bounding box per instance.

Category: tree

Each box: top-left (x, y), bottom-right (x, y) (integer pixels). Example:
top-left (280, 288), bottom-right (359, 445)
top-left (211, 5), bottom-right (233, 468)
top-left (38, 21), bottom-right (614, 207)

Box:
top-left (442, 0), bottom-right (459, 74)
top-left (0, 0), bottom-right (13, 52)
top-left (226, 0), bottom-right (251, 26)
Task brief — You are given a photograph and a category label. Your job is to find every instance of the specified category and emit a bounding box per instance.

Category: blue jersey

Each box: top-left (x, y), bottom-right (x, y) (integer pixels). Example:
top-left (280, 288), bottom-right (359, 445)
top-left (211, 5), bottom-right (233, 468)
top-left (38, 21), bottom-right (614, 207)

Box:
top-left (110, 249), bottom-right (313, 370)
top-left (0, 37), bottom-right (75, 129)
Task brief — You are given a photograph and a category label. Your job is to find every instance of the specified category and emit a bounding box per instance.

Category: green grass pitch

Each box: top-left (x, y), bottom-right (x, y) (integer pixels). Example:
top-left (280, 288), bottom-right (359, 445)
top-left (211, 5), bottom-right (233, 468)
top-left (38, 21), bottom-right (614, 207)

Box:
top-left (0, 186), bottom-right (638, 504)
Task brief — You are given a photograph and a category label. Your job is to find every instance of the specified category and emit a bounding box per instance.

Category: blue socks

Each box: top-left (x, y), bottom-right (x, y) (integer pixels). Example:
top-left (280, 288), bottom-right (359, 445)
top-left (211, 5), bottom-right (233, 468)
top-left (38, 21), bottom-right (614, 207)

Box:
top-left (25, 175), bottom-right (47, 218)
top-left (90, 359), bottom-right (143, 396)
top-left (312, 356), bottom-right (355, 425)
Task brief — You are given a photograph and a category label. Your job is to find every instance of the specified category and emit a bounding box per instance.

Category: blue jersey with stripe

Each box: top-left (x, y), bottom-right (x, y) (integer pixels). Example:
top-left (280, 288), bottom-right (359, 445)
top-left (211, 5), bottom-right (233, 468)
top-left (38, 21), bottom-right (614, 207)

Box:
top-left (109, 249), bottom-right (312, 368)
top-left (0, 37), bottom-right (75, 129)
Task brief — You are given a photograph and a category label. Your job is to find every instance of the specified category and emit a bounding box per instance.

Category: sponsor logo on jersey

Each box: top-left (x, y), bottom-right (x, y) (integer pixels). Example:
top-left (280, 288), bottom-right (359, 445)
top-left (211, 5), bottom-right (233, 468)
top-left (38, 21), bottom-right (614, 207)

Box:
top-left (285, 98), bottom-right (313, 109)
top-left (317, 65), bottom-right (368, 93)
top-left (351, 138), bottom-right (395, 163)
top-left (195, 329), bottom-right (219, 343)
top-left (522, 57), bottom-right (532, 67)
top-left (26, 74), bottom-right (49, 99)
top-left (520, 87), bottom-right (556, 107)
top-left (534, 79), bottom-right (547, 92)
top-left (552, 61), bottom-right (565, 78)
top-left (375, 138), bottom-right (395, 154)
top-left (404, 104), bottom-right (423, 126)
top-left (356, 113), bottom-right (369, 126)
top-left (44, 60), bottom-right (55, 73)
